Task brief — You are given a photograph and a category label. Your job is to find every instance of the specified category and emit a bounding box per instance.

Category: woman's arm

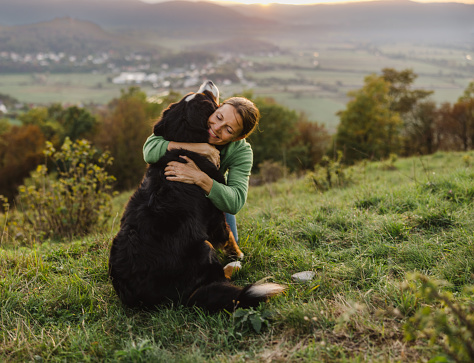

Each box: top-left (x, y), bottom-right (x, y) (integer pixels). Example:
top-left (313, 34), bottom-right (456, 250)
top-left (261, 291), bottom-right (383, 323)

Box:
top-left (143, 134), bottom-right (220, 166)
top-left (206, 152), bottom-right (252, 214)
top-left (206, 140), bottom-right (253, 215)
top-left (145, 135), bottom-right (253, 215)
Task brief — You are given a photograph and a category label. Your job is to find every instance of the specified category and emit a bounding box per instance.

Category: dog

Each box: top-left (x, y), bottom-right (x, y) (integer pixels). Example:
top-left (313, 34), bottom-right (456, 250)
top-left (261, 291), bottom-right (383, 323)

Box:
top-left (108, 81), bottom-right (284, 312)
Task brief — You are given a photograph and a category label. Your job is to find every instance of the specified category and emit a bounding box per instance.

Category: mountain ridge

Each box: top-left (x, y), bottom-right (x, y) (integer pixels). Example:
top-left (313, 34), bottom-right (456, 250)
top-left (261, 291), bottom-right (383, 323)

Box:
top-left (0, 0), bottom-right (472, 51)
top-left (0, 17), bottom-right (160, 55)
top-left (0, 0), bottom-right (277, 29)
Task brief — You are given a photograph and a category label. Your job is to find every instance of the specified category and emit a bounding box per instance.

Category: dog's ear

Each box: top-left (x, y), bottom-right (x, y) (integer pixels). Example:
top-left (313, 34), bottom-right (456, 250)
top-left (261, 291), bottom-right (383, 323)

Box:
top-left (153, 100), bottom-right (187, 138)
top-left (153, 119), bottom-right (164, 136)
top-left (185, 96), bottom-right (218, 135)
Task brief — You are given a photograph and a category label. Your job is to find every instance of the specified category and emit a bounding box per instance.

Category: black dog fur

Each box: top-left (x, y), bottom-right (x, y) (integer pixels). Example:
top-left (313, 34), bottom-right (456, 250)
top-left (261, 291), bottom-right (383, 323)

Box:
top-left (108, 81), bottom-right (284, 312)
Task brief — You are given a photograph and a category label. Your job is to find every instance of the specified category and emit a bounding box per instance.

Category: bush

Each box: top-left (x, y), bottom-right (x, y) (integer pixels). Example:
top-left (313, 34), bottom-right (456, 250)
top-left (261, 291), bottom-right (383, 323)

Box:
top-left (257, 160), bottom-right (288, 185)
top-left (404, 273), bottom-right (474, 362)
top-left (1, 138), bottom-right (116, 243)
top-left (305, 151), bottom-right (353, 191)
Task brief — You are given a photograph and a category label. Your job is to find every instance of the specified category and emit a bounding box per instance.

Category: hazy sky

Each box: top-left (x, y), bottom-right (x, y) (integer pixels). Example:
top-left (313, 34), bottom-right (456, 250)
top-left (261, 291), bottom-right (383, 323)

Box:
top-left (142, 0), bottom-right (474, 4)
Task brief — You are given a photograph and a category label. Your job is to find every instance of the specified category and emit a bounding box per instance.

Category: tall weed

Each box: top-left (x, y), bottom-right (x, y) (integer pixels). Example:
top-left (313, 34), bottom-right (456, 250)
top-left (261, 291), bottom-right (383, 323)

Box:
top-left (306, 152), bottom-right (353, 191)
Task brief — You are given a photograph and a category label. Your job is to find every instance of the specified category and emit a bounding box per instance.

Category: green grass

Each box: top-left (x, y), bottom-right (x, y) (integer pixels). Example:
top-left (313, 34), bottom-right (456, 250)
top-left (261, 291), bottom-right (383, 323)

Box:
top-left (1, 151), bottom-right (474, 362)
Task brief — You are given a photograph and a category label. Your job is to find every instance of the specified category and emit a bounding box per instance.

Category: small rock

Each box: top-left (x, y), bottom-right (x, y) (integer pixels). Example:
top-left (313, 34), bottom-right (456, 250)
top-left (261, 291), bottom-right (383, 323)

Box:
top-left (291, 271), bottom-right (316, 282)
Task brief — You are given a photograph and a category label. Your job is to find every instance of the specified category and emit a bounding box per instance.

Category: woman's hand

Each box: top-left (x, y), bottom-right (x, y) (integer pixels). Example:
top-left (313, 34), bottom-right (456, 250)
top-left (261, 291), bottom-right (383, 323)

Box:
top-left (164, 156), bottom-right (213, 194)
top-left (168, 142), bottom-right (220, 168)
top-left (198, 143), bottom-right (221, 169)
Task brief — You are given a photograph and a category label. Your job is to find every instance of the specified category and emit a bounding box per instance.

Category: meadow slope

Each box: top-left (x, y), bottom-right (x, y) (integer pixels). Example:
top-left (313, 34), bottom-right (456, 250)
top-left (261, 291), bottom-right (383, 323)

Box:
top-left (1, 151), bottom-right (473, 362)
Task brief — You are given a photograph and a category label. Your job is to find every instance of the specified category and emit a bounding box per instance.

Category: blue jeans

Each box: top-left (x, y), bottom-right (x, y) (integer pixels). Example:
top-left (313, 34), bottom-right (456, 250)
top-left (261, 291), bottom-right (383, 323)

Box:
top-left (225, 213), bottom-right (238, 243)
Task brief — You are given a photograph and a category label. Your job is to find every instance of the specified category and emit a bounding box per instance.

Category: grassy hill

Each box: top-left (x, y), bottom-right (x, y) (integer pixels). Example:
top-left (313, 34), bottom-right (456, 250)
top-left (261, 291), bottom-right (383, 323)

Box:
top-left (1, 151), bottom-right (474, 361)
top-left (0, 17), bottom-right (159, 56)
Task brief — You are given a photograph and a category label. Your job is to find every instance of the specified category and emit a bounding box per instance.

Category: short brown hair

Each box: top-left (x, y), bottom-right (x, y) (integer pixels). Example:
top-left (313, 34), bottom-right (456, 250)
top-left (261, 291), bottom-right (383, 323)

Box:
top-left (222, 97), bottom-right (260, 138)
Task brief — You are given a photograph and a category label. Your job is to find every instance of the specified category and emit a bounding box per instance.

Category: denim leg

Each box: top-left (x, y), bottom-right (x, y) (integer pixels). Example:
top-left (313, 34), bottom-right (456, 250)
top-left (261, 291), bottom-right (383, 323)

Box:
top-left (225, 213), bottom-right (238, 243)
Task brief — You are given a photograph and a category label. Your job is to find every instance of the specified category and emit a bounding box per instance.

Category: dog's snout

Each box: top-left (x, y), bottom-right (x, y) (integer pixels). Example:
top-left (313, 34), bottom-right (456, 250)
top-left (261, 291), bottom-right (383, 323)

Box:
top-left (197, 80), bottom-right (219, 102)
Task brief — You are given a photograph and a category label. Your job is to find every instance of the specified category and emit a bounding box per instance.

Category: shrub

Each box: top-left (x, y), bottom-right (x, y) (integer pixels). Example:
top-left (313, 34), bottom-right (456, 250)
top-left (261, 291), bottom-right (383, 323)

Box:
top-left (381, 153), bottom-right (398, 170)
top-left (2, 138), bottom-right (116, 243)
top-left (257, 160), bottom-right (288, 185)
top-left (404, 273), bottom-right (474, 362)
top-left (306, 151), bottom-right (353, 191)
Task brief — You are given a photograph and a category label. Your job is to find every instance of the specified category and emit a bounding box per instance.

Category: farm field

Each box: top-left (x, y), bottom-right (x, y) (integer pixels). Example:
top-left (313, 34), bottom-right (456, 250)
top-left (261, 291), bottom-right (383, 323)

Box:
top-left (1, 151), bottom-right (473, 362)
top-left (0, 73), bottom-right (155, 105)
top-left (0, 42), bottom-right (472, 131)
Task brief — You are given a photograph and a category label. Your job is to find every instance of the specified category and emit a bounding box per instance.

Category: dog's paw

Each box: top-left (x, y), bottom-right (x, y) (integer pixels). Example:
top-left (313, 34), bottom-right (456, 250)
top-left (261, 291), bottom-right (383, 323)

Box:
top-left (223, 261), bottom-right (242, 279)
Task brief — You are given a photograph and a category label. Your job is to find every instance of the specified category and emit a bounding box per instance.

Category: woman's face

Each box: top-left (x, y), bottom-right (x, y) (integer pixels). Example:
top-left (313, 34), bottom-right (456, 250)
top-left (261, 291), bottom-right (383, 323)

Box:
top-left (207, 104), bottom-right (244, 146)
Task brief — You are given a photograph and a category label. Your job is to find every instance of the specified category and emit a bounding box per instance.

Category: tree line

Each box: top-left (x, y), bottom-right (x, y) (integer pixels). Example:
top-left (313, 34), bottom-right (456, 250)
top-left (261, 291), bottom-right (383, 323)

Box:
top-left (336, 68), bottom-right (474, 163)
top-left (1, 68), bottom-right (473, 201)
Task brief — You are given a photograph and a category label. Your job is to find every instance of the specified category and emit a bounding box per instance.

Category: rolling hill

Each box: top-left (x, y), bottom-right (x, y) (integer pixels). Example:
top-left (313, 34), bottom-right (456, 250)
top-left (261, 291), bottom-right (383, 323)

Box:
top-left (0, 0), bottom-right (276, 31)
top-left (0, 17), bottom-right (160, 56)
top-left (0, 0), bottom-right (472, 44)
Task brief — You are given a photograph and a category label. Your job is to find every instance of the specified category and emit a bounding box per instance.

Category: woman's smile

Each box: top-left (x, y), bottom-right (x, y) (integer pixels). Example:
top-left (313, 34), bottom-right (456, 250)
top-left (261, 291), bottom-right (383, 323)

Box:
top-left (208, 127), bottom-right (219, 140)
top-left (207, 104), bottom-right (244, 146)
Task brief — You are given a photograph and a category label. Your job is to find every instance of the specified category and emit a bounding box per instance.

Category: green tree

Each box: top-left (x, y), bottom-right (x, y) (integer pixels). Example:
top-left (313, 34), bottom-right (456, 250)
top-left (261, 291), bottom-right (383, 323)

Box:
top-left (94, 87), bottom-right (171, 190)
top-left (18, 104), bottom-right (98, 147)
top-left (288, 113), bottom-right (331, 171)
top-left (19, 107), bottom-right (62, 145)
top-left (403, 101), bottom-right (440, 155)
top-left (382, 68), bottom-right (433, 115)
top-left (336, 74), bottom-right (402, 163)
top-left (60, 105), bottom-right (97, 142)
top-left (0, 118), bottom-right (11, 135)
top-left (247, 97), bottom-right (299, 171)
top-left (381, 68), bottom-right (435, 155)
top-left (436, 83), bottom-right (474, 152)
top-left (457, 81), bottom-right (474, 150)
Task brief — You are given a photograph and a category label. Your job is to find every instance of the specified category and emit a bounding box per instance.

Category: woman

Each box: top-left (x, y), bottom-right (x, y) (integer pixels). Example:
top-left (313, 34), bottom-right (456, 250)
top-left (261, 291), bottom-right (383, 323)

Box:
top-left (142, 96), bottom-right (260, 244)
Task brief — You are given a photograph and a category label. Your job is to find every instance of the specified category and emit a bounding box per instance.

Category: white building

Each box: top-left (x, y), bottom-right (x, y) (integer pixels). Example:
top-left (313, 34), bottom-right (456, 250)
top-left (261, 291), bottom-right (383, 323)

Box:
top-left (112, 72), bottom-right (147, 84)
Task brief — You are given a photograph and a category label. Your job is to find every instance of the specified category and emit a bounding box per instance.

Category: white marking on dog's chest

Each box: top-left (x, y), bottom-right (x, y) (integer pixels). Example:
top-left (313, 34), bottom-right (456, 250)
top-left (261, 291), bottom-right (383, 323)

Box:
top-left (185, 94), bottom-right (197, 102)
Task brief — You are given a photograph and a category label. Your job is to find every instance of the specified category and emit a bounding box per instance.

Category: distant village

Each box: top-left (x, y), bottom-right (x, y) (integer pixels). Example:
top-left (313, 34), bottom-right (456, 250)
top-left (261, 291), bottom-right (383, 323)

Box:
top-left (0, 50), bottom-right (258, 94)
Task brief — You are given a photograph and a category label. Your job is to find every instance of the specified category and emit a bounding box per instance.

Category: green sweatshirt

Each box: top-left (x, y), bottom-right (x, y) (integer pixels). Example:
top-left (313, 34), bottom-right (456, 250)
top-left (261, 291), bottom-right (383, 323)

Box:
top-left (142, 134), bottom-right (253, 215)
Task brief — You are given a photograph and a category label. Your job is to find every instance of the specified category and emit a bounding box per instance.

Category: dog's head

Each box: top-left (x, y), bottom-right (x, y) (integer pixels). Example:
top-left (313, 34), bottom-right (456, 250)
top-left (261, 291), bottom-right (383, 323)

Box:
top-left (153, 81), bottom-right (219, 143)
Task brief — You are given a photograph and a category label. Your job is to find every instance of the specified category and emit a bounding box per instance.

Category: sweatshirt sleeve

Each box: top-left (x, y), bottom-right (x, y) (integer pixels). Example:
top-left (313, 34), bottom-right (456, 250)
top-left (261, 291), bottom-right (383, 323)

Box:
top-left (206, 141), bottom-right (253, 215)
top-left (143, 134), bottom-right (170, 164)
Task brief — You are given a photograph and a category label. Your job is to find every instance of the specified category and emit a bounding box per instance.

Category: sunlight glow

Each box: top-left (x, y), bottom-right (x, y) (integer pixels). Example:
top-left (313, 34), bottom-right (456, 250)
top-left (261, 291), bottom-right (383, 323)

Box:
top-left (141, 0), bottom-right (474, 5)
top-left (208, 0), bottom-right (474, 4)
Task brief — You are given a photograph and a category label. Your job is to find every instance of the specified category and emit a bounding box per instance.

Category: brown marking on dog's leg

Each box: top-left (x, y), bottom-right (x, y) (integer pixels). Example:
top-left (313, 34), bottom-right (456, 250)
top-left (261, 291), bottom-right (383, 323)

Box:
top-left (205, 240), bottom-right (214, 250)
top-left (223, 261), bottom-right (241, 279)
top-left (224, 231), bottom-right (244, 259)
top-left (204, 240), bottom-right (215, 264)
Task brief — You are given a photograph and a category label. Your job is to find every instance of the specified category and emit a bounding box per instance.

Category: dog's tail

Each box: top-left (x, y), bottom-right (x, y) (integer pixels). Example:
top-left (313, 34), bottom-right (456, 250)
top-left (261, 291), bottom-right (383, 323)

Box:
top-left (187, 281), bottom-right (285, 312)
